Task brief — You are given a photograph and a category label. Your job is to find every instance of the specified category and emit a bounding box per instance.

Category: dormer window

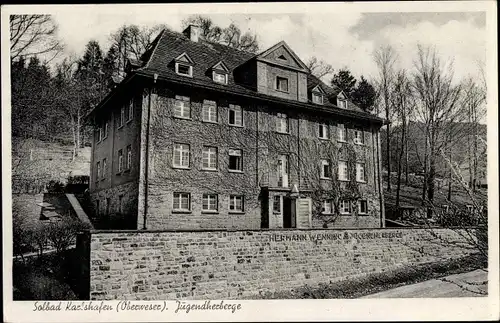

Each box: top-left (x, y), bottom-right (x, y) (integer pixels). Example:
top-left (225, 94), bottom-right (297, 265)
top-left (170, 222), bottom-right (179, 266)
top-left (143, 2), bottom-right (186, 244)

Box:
top-left (174, 53), bottom-right (194, 77)
top-left (176, 63), bottom-right (192, 76)
top-left (213, 71), bottom-right (227, 84)
top-left (312, 92), bottom-right (323, 105)
top-left (311, 85), bottom-right (326, 105)
top-left (337, 91), bottom-right (348, 109)
top-left (210, 61), bottom-right (229, 85)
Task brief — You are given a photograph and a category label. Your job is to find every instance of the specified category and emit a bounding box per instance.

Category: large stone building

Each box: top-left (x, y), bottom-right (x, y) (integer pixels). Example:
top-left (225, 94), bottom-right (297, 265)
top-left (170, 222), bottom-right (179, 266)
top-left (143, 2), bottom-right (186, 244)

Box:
top-left (86, 25), bottom-right (385, 230)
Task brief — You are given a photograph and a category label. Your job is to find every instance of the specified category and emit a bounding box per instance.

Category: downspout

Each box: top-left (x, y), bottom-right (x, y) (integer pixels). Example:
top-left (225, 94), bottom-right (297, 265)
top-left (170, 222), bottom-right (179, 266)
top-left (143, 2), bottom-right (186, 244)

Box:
top-left (143, 77), bottom-right (154, 229)
top-left (376, 126), bottom-right (386, 227)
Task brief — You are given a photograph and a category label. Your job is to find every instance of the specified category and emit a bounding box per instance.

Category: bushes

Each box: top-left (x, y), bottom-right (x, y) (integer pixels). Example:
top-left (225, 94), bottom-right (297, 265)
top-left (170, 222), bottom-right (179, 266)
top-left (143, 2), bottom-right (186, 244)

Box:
top-left (13, 250), bottom-right (80, 300)
top-left (47, 218), bottom-right (89, 254)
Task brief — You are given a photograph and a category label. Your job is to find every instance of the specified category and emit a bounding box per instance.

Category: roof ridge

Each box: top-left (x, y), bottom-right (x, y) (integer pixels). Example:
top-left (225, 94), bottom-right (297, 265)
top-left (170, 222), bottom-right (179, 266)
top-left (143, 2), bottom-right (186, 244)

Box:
top-left (163, 27), bottom-right (257, 57)
top-left (140, 29), bottom-right (167, 70)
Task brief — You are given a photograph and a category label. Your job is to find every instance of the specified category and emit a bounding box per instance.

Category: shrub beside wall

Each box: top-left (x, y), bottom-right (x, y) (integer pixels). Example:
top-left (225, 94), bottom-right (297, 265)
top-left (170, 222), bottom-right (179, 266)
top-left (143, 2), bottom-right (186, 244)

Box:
top-left (87, 228), bottom-right (474, 300)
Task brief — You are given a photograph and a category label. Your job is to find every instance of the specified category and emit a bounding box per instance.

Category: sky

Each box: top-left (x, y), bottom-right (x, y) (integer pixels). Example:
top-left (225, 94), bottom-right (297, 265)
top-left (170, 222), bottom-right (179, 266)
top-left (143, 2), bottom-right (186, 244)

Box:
top-left (45, 6), bottom-right (487, 83)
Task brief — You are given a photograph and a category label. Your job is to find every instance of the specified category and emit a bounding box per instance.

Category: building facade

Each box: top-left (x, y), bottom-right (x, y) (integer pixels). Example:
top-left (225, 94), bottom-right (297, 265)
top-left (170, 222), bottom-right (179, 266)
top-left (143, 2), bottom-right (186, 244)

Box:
top-left (87, 25), bottom-right (386, 230)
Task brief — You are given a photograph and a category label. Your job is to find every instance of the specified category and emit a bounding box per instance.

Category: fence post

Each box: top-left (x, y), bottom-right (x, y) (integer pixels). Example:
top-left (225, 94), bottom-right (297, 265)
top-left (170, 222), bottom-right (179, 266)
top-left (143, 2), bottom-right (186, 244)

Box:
top-left (29, 149), bottom-right (33, 161)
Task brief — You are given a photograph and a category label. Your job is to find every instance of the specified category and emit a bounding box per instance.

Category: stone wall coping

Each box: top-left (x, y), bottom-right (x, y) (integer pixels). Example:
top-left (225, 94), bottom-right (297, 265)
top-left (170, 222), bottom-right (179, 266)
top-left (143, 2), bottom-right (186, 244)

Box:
top-left (83, 226), bottom-right (479, 235)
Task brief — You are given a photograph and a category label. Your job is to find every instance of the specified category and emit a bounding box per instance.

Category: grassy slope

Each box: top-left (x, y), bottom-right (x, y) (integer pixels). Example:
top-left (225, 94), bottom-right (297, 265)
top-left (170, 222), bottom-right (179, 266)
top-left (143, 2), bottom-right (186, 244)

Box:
top-left (12, 137), bottom-right (91, 183)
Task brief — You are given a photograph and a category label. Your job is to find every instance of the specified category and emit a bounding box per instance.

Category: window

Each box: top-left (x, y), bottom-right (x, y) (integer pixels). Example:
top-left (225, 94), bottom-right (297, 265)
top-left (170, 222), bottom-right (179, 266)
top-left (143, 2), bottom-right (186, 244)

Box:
top-left (228, 104), bottom-right (243, 126)
top-left (277, 54), bottom-right (287, 61)
top-left (213, 71), bottom-right (227, 84)
top-left (202, 100), bottom-right (217, 123)
top-left (358, 200), bottom-right (368, 215)
top-left (173, 193), bottom-right (191, 211)
top-left (273, 196), bottom-right (283, 215)
top-left (202, 194), bottom-right (218, 212)
top-left (102, 158), bottom-right (107, 179)
top-left (103, 120), bottom-right (109, 139)
top-left (312, 92), bottom-right (323, 105)
top-left (228, 149), bottom-right (243, 172)
top-left (126, 145), bottom-right (132, 170)
top-left (202, 146), bottom-right (217, 170)
top-left (118, 149), bottom-right (123, 173)
top-left (356, 163), bottom-right (365, 182)
top-left (127, 100), bottom-right (134, 121)
top-left (340, 200), bottom-right (351, 214)
top-left (276, 113), bottom-right (288, 133)
top-left (96, 161), bottom-right (101, 181)
top-left (321, 159), bottom-right (331, 179)
top-left (173, 143), bottom-right (190, 168)
top-left (229, 195), bottom-right (244, 212)
top-left (276, 76), bottom-right (289, 92)
top-left (322, 200), bottom-right (333, 214)
top-left (277, 155), bottom-right (289, 187)
top-left (175, 63), bottom-right (192, 77)
top-left (174, 95), bottom-right (191, 119)
top-left (119, 107), bottom-right (125, 127)
top-left (318, 123), bottom-right (329, 139)
top-left (338, 161), bottom-right (349, 181)
top-left (338, 98), bottom-right (347, 109)
top-left (97, 126), bottom-right (103, 142)
top-left (338, 124), bottom-right (347, 142)
top-left (354, 130), bottom-right (364, 145)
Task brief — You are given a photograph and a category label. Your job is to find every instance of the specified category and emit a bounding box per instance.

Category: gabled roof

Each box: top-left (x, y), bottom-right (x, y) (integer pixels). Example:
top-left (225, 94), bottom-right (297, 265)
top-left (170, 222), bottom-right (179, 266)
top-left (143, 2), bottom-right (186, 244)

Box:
top-left (337, 90), bottom-right (348, 99)
top-left (88, 28), bottom-right (382, 123)
top-left (174, 52), bottom-right (194, 64)
top-left (211, 60), bottom-right (229, 73)
top-left (311, 84), bottom-right (326, 94)
top-left (256, 40), bottom-right (308, 71)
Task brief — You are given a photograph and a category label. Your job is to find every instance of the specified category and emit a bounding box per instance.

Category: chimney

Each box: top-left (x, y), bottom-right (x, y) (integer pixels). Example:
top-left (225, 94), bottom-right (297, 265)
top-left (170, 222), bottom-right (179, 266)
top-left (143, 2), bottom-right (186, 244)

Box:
top-left (182, 25), bottom-right (201, 42)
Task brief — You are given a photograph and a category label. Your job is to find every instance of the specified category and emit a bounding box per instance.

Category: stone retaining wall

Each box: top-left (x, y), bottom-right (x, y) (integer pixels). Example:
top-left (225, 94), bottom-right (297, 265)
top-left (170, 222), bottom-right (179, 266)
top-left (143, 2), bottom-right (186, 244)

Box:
top-left (86, 228), bottom-right (475, 300)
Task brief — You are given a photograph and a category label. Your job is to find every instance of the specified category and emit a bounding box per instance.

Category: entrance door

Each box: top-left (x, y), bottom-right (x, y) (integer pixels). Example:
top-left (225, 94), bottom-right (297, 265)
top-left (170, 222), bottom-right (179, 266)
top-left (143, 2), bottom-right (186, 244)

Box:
top-left (283, 197), bottom-right (293, 228)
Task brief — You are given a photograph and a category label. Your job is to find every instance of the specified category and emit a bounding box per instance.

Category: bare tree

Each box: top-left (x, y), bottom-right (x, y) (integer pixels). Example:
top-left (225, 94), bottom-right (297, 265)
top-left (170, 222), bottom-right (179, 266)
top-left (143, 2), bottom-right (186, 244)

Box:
top-left (108, 24), bottom-right (169, 78)
top-left (391, 70), bottom-right (415, 208)
top-left (10, 15), bottom-right (63, 61)
top-left (181, 15), bottom-right (259, 53)
top-left (461, 77), bottom-right (487, 191)
top-left (306, 57), bottom-right (334, 80)
top-left (411, 45), bottom-right (465, 212)
top-left (181, 15), bottom-right (223, 43)
top-left (373, 45), bottom-right (398, 192)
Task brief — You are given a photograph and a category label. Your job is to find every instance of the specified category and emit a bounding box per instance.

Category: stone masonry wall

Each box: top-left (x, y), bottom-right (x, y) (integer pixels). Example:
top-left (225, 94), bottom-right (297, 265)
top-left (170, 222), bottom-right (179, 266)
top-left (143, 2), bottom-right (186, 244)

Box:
top-left (88, 228), bottom-right (474, 300)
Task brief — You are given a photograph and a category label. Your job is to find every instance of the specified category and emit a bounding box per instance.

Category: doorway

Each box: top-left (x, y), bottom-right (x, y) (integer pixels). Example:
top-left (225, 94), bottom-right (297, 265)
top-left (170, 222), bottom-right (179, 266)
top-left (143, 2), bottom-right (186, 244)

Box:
top-left (283, 196), bottom-right (296, 228)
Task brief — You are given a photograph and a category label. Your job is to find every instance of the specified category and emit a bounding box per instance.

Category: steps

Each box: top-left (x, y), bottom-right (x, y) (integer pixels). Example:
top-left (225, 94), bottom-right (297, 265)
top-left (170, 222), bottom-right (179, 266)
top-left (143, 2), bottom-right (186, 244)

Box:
top-left (65, 194), bottom-right (94, 229)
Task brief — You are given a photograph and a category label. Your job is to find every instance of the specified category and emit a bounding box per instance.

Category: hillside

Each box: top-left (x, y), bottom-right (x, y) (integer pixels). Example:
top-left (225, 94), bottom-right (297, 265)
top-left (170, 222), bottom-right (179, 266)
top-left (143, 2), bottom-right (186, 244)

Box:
top-left (380, 121), bottom-right (487, 180)
top-left (12, 137), bottom-right (91, 192)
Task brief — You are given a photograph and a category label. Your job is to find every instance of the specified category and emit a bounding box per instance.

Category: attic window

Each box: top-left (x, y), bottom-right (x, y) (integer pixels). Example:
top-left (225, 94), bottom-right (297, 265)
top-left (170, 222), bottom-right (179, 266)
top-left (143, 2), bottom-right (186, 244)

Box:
top-left (213, 71), bottom-right (228, 84)
top-left (174, 53), bottom-right (194, 78)
top-left (277, 54), bottom-right (287, 61)
top-left (337, 97), bottom-right (347, 109)
top-left (211, 61), bottom-right (229, 85)
top-left (176, 63), bottom-right (192, 77)
top-left (312, 92), bottom-right (323, 105)
top-left (276, 77), bottom-right (289, 92)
